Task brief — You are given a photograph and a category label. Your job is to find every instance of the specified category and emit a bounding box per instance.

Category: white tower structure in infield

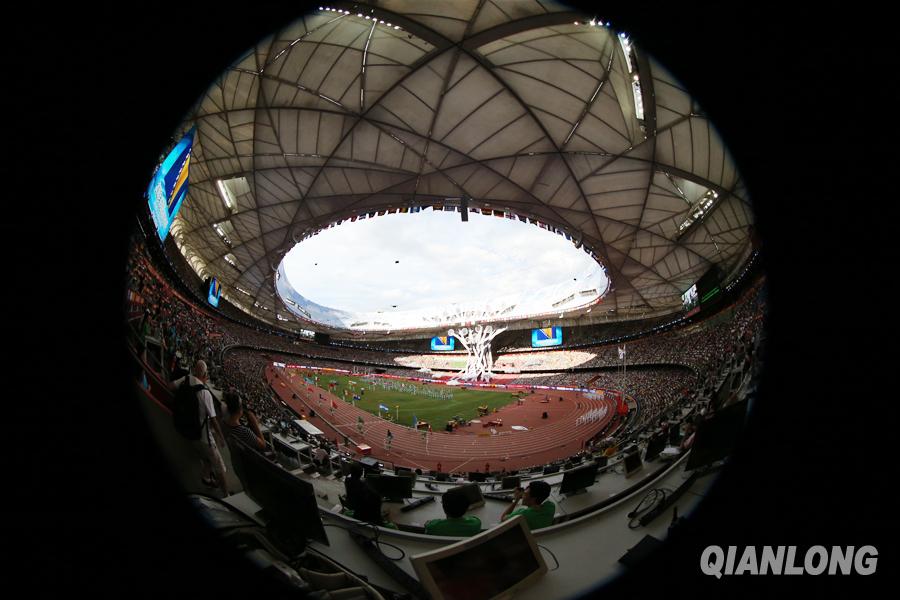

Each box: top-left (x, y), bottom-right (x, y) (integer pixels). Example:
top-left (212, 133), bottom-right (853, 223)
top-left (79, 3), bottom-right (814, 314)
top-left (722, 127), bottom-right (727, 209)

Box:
top-left (448, 324), bottom-right (506, 382)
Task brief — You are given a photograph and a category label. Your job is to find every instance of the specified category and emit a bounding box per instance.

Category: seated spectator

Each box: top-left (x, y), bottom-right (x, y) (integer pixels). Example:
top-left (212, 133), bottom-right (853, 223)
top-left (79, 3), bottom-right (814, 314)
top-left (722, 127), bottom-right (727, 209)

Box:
top-left (313, 446), bottom-right (330, 471)
top-left (222, 391), bottom-right (266, 452)
top-left (500, 480), bottom-right (555, 531)
top-left (425, 490), bottom-right (482, 537)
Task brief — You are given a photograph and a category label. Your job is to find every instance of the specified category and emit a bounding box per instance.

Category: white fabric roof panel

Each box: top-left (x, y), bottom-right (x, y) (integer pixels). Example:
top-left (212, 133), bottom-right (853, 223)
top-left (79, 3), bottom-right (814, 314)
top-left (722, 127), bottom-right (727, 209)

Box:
top-left (167, 0), bottom-right (755, 330)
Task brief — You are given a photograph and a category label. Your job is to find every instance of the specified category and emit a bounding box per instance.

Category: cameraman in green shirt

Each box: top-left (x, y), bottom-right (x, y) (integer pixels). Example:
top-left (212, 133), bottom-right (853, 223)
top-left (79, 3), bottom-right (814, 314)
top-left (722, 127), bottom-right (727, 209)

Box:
top-left (500, 480), bottom-right (555, 531)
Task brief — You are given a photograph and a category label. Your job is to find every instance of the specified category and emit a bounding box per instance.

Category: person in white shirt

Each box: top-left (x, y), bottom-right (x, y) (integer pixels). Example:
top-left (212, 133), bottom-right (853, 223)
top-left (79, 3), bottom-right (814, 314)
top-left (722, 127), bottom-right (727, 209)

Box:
top-left (188, 360), bottom-right (228, 496)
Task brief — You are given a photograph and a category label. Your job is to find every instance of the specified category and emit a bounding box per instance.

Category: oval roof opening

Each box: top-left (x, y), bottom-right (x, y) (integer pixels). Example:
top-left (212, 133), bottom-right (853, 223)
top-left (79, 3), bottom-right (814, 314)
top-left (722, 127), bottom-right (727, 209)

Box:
top-left (277, 208), bottom-right (609, 331)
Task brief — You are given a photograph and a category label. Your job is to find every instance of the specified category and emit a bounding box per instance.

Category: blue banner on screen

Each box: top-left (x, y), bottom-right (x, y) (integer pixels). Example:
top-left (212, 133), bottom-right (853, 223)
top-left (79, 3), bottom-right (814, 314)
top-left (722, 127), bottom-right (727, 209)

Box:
top-left (430, 336), bottom-right (455, 351)
top-left (147, 127), bottom-right (195, 241)
top-left (207, 277), bottom-right (221, 307)
top-left (531, 327), bottom-right (563, 348)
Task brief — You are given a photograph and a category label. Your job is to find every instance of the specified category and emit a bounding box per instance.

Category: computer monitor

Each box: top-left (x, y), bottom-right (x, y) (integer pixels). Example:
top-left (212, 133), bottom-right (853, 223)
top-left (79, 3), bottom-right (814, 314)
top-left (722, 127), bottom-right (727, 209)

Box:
top-left (623, 451), bottom-right (643, 478)
top-left (542, 464), bottom-right (560, 475)
top-left (668, 424), bottom-right (683, 446)
top-left (593, 455), bottom-right (608, 468)
top-left (434, 472), bottom-right (450, 482)
top-left (644, 434), bottom-right (667, 463)
top-left (445, 482), bottom-right (485, 509)
top-left (468, 471), bottom-right (487, 483)
top-left (410, 514), bottom-right (547, 600)
top-left (365, 474), bottom-right (415, 502)
top-left (394, 465), bottom-right (412, 475)
top-left (359, 456), bottom-right (382, 474)
top-left (501, 476), bottom-right (521, 490)
top-left (686, 400), bottom-right (748, 471)
top-left (230, 440), bottom-right (329, 548)
top-left (558, 463), bottom-right (599, 495)
top-left (338, 459), bottom-right (356, 478)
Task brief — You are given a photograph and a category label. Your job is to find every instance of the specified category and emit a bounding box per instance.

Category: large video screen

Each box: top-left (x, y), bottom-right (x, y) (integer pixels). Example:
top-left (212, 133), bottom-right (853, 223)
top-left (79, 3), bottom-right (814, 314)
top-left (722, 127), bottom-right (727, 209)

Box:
top-left (147, 127), bottom-right (195, 241)
top-left (681, 284), bottom-right (698, 312)
top-left (207, 277), bottom-right (221, 308)
top-left (431, 336), bottom-right (455, 351)
top-left (531, 327), bottom-right (562, 348)
top-left (696, 266), bottom-right (722, 305)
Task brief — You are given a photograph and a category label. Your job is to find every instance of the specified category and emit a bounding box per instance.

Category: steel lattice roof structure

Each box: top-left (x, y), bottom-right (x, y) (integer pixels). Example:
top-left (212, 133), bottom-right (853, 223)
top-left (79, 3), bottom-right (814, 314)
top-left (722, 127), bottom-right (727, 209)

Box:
top-left (166, 0), bottom-right (754, 334)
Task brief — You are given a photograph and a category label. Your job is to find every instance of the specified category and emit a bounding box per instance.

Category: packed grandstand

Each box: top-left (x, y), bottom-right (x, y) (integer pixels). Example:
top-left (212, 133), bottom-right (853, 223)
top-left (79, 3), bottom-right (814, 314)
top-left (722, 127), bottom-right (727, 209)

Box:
top-left (128, 230), bottom-right (763, 471)
top-left (126, 2), bottom-right (766, 597)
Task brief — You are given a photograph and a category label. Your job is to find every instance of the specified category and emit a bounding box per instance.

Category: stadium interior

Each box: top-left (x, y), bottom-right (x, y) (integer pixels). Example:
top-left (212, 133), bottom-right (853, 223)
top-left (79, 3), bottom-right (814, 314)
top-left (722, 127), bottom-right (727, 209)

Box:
top-left (126, 2), bottom-right (767, 598)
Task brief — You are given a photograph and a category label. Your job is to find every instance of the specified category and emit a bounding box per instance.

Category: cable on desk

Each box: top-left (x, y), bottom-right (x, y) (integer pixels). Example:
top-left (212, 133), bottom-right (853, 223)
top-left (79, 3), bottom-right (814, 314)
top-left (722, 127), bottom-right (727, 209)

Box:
top-left (368, 523), bottom-right (406, 562)
top-left (627, 489), bottom-right (667, 529)
top-left (322, 521), bottom-right (405, 560)
top-left (537, 544), bottom-right (560, 571)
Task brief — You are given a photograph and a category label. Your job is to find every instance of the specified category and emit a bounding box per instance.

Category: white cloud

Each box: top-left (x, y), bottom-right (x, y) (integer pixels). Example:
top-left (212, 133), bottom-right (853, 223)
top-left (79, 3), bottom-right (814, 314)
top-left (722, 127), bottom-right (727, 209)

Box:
top-left (282, 209), bottom-right (604, 313)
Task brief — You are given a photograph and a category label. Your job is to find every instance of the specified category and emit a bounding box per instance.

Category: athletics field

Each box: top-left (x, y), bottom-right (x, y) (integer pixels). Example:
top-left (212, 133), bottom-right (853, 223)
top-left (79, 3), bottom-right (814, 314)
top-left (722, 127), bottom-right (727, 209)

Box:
top-left (293, 370), bottom-right (520, 428)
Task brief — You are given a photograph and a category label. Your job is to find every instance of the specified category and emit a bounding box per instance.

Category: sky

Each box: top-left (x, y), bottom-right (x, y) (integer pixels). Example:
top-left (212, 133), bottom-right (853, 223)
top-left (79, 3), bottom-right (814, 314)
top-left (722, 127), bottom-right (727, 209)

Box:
top-left (281, 209), bottom-right (605, 314)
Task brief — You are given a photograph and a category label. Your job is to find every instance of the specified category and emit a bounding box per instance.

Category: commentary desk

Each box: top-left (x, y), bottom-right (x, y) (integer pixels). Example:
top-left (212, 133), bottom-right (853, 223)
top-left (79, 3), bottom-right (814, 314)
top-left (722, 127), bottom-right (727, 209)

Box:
top-left (225, 454), bottom-right (717, 599)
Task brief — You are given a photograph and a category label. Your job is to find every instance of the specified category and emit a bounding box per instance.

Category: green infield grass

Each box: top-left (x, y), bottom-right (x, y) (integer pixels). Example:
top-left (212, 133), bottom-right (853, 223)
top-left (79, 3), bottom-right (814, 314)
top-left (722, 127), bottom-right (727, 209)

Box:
top-left (294, 370), bottom-right (520, 428)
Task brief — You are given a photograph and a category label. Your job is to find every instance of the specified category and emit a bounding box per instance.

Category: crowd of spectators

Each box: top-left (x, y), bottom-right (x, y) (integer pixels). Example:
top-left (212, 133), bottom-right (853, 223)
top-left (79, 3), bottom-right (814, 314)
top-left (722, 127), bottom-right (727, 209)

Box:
top-left (127, 235), bottom-right (764, 456)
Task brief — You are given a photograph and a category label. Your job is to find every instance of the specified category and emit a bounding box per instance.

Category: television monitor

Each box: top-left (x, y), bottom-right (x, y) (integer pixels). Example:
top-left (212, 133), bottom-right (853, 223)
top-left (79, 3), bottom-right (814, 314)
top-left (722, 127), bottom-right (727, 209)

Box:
top-left (207, 276), bottom-right (221, 307)
top-left (431, 336), bottom-right (456, 351)
top-left (365, 474), bottom-right (414, 502)
top-left (229, 440), bottom-right (329, 548)
top-left (468, 471), bottom-right (487, 483)
top-left (410, 515), bottom-right (547, 600)
top-left (445, 483), bottom-right (485, 510)
top-left (531, 327), bottom-right (563, 348)
top-left (681, 284), bottom-right (699, 312)
top-left (500, 476), bottom-right (521, 490)
top-left (558, 463), bottom-right (599, 495)
top-left (623, 451), bottom-right (643, 478)
top-left (686, 400), bottom-right (748, 471)
top-left (147, 127), bottom-right (195, 241)
top-left (668, 425), bottom-right (683, 446)
top-left (644, 434), bottom-right (667, 463)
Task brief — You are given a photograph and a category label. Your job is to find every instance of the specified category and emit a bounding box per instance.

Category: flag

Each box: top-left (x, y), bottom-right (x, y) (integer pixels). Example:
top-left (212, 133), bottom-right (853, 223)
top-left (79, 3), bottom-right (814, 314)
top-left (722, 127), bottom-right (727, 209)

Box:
top-left (618, 346), bottom-right (626, 359)
top-left (379, 404), bottom-right (389, 412)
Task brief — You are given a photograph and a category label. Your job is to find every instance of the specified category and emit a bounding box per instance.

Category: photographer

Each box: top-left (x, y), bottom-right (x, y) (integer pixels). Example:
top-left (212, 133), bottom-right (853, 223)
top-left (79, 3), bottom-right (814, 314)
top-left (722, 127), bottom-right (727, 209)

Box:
top-left (222, 390), bottom-right (267, 452)
top-left (500, 480), bottom-right (555, 531)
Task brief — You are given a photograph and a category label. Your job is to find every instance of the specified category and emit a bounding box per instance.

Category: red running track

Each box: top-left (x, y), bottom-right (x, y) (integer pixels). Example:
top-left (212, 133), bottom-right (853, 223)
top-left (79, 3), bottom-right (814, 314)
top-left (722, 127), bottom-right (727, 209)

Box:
top-left (266, 365), bottom-right (616, 473)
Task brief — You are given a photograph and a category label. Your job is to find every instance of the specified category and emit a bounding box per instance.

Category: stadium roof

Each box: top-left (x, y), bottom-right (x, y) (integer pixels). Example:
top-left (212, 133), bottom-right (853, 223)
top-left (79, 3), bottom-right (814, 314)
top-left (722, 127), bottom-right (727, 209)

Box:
top-left (167, 0), bottom-right (754, 333)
